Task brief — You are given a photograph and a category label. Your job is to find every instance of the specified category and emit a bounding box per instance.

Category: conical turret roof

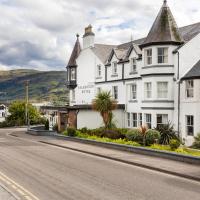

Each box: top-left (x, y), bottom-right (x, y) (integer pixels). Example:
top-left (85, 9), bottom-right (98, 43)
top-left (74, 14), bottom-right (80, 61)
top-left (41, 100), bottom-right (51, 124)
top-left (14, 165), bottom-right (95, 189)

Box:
top-left (141, 0), bottom-right (183, 48)
top-left (67, 34), bottom-right (81, 67)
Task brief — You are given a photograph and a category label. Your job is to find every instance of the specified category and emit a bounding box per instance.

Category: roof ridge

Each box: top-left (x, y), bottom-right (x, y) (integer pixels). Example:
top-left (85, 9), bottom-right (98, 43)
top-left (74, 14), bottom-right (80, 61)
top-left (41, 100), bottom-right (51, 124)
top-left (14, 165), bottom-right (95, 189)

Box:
top-left (179, 22), bottom-right (200, 29)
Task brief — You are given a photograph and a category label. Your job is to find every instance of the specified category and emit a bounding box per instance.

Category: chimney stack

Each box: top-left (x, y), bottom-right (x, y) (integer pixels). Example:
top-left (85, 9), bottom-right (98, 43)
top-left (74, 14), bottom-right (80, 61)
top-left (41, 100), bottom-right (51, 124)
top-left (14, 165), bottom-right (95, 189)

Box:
top-left (83, 24), bottom-right (95, 49)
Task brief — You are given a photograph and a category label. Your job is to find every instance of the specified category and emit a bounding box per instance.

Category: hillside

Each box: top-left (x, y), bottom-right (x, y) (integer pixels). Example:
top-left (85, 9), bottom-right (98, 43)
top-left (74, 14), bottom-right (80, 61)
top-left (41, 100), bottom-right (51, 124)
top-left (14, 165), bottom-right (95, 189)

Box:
top-left (0, 69), bottom-right (69, 104)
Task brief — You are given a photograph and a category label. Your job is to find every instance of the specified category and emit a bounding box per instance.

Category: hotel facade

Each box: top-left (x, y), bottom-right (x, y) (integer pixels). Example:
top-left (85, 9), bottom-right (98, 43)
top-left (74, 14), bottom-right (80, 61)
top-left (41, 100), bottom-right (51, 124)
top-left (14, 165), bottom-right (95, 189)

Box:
top-left (66, 1), bottom-right (200, 146)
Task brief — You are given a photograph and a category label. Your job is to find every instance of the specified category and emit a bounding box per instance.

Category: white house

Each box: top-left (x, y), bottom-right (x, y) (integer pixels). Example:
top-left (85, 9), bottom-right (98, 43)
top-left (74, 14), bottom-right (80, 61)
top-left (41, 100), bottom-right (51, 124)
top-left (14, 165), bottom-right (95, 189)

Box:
top-left (66, 0), bottom-right (200, 146)
top-left (0, 104), bottom-right (8, 122)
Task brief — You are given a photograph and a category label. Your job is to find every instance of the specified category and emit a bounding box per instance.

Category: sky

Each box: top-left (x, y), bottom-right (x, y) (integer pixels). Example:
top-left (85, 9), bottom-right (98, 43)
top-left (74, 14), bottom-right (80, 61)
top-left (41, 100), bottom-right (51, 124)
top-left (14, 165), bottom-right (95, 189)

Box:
top-left (0, 0), bottom-right (199, 71)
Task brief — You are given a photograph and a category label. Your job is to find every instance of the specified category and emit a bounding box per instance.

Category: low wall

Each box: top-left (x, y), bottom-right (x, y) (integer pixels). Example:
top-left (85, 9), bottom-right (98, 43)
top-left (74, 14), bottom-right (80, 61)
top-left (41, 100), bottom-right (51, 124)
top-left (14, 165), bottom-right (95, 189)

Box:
top-left (26, 126), bottom-right (56, 136)
top-left (53, 134), bottom-right (200, 165)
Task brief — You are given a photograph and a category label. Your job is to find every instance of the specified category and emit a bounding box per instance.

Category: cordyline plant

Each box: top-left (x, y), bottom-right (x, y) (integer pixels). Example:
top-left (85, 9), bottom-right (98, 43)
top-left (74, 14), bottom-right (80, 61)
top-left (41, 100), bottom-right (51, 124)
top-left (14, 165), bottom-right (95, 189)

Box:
top-left (138, 125), bottom-right (148, 146)
top-left (92, 91), bottom-right (117, 129)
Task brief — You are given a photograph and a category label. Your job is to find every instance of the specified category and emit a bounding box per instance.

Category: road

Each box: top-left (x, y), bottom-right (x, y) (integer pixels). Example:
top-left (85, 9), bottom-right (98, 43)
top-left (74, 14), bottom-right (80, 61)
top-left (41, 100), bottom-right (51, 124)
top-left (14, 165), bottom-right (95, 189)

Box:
top-left (0, 128), bottom-right (199, 200)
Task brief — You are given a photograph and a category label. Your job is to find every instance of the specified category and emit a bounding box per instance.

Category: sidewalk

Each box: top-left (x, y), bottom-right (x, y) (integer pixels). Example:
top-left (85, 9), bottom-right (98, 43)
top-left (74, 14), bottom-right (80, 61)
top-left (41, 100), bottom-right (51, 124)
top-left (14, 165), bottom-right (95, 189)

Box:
top-left (0, 185), bottom-right (17, 200)
top-left (40, 138), bottom-right (200, 182)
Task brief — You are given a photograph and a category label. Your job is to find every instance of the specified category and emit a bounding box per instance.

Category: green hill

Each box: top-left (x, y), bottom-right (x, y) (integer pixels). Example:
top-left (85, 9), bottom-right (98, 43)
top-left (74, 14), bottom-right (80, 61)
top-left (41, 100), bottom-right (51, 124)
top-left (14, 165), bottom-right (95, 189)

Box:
top-left (0, 69), bottom-right (69, 104)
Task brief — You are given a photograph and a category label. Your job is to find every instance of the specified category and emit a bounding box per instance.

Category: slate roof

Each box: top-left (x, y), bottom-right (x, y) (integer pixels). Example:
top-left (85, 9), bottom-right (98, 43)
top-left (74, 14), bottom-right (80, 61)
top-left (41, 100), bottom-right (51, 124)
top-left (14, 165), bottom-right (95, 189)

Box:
top-left (141, 0), bottom-right (183, 47)
top-left (182, 60), bottom-right (200, 80)
top-left (91, 44), bottom-right (116, 64)
top-left (67, 35), bottom-right (81, 67)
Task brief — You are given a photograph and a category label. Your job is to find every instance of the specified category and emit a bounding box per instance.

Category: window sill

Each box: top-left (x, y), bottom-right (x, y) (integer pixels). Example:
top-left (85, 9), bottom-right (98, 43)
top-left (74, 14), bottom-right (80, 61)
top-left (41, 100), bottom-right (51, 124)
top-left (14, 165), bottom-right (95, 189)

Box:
top-left (129, 71), bottom-right (138, 75)
top-left (111, 74), bottom-right (118, 77)
top-left (129, 100), bottom-right (138, 103)
top-left (96, 77), bottom-right (102, 80)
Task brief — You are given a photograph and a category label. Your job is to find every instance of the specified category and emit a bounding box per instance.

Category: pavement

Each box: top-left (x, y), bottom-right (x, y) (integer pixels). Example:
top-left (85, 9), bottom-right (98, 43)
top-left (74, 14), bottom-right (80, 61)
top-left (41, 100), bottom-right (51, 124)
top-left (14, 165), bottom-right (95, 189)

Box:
top-left (0, 185), bottom-right (17, 200)
top-left (0, 128), bottom-right (200, 200)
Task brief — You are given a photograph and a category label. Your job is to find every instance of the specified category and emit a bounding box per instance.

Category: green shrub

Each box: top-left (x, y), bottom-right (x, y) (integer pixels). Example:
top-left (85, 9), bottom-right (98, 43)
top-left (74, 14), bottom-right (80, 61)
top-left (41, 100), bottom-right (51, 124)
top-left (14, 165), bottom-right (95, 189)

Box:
top-left (63, 130), bottom-right (68, 136)
top-left (145, 129), bottom-right (160, 146)
top-left (126, 129), bottom-right (143, 144)
top-left (79, 127), bottom-right (88, 133)
top-left (53, 124), bottom-right (58, 132)
top-left (102, 129), bottom-right (125, 139)
top-left (191, 133), bottom-right (200, 149)
top-left (169, 139), bottom-right (181, 150)
top-left (44, 119), bottom-right (49, 130)
top-left (155, 122), bottom-right (179, 145)
top-left (66, 127), bottom-right (77, 137)
top-left (90, 127), bottom-right (105, 137)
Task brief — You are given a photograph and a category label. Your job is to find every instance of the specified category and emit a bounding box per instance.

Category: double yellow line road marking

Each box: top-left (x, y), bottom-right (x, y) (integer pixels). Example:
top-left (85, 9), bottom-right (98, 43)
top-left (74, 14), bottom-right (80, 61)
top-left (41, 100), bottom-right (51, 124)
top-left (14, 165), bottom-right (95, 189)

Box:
top-left (0, 171), bottom-right (39, 200)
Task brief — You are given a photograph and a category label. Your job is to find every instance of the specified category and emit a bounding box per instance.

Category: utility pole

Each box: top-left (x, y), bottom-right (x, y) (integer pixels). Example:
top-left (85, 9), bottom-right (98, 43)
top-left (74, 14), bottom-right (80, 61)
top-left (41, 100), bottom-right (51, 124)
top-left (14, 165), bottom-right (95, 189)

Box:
top-left (25, 80), bottom-right (29, 129)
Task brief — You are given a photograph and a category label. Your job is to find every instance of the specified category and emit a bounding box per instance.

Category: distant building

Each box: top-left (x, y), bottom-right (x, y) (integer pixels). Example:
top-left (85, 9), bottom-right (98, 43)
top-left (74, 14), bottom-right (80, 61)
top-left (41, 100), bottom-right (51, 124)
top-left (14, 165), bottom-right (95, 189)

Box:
top-left (65, 0), bottom-right (200, 146)
top-left (0, 104), bottom-right (8, 122)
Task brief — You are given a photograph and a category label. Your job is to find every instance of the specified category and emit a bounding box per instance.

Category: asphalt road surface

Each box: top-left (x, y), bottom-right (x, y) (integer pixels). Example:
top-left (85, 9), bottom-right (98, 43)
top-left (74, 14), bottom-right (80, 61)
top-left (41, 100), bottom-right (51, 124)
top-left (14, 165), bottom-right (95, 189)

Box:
top-left (0, 128), bottom-right (199, 200)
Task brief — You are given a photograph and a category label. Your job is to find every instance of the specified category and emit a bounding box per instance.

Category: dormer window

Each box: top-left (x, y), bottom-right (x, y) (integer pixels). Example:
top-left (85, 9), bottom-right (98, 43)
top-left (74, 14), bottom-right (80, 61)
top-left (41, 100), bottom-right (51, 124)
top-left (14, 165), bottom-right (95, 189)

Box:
top-left (71, 68), bottom-right (76, 80)
top-left (130, 58), bottom-right (137, 73)
top-left (158, 47), bottom-right (168, 64)
top-left (97, 64), bottom-right (102, 77)
top-left (145, 49), bottom-right (152, 65)
top-left (112, 62), bottom-right (118, 75)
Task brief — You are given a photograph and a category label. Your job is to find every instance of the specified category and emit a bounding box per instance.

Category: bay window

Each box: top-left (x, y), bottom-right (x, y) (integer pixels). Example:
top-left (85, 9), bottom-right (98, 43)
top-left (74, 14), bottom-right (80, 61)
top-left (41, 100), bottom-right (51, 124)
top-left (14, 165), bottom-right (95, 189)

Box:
top-left (144, 82), bottom-right (152, 99)
top-left (145, 49), bottom-right (152, 65)
top-left (158, 47), bottom-right (168, 64)
top-left (157, 82), bottom-right (168, 99)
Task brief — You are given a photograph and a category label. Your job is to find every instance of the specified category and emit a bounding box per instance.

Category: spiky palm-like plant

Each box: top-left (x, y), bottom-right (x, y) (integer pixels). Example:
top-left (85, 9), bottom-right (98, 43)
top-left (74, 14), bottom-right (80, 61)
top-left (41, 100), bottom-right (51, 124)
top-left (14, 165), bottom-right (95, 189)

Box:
top-left (92, 91), bottom-right (117, 129)
top-left (138, 125), bottom-right (148, 146)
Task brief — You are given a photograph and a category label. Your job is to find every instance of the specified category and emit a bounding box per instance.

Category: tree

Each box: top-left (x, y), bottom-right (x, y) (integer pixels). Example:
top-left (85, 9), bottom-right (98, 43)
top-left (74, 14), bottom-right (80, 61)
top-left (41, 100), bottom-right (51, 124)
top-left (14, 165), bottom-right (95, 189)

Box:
top-left (7, 101), bottom-right (43, 126)
top-left (92, 91), bottom-right (117, 129)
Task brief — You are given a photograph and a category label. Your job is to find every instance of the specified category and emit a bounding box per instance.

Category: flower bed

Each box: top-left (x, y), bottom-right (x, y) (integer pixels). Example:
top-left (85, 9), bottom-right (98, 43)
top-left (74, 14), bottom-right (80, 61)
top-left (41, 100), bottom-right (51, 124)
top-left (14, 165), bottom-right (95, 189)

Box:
top-left (73, 132), bottom-right (200, 157)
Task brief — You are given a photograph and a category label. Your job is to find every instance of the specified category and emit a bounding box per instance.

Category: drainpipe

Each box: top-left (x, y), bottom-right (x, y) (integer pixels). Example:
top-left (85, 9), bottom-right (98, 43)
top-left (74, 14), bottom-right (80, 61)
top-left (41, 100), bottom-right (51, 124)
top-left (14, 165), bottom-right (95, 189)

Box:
top-left (177, 51), bottom-right (180, 138)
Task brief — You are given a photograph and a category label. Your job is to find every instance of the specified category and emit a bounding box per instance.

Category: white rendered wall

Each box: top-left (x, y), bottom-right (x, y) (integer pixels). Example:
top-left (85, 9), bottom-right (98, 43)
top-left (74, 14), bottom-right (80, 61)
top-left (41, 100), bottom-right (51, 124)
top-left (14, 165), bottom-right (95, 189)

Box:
top-left (77, 109), bottom-right (125, 129)
top-left (75, 48), bottom-right (104, 105)
top-left (179, 79), bottom-right (200, 146)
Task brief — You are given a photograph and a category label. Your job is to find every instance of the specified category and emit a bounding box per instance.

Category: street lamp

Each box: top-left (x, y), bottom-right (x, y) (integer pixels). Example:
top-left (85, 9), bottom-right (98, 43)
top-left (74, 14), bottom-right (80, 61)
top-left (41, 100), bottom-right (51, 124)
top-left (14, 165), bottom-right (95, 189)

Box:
top-left (25, 80), bottom-right (30, 130)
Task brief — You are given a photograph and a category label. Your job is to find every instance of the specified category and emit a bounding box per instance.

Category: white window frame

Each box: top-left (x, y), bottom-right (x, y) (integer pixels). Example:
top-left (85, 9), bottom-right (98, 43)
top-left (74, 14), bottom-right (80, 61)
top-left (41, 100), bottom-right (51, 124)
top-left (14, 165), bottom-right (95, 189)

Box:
top-left (157, 47), bottom-right (168, 64)
top-left (186, 115), bottom-right (194, 136)
top-left (145, 49), bottom-right (152, 65)
top-left (186, 80), bottom-right (194, 98)
top-left (145, 114), bottom-right (152, 129)
top-left (112, 86), bottom-right (118, 100)
top-left (112, 62), bottom-right (118, 75)
top-left (138, 113), bottom-right (143, 126)
top-left (97, 65), bottom-right (102, 77)
top-left (130, 84), bottom-right (137, 100)
top-left (127, 113), bottom-right (131, 127)
top-left (71, 68), bottom-right (76, 80)
top-left (130, 58), bottom-right (137, 73)
top-left (157, 82), bottom-right (168, 99)
top-left (144, 82), bottom-right (152, 99)
top-left (156, 114), bottom-right (168, 127)
top-left (132, 113), bottom-right (138, 128)
top-left (96, 87), bottom-right (101, 94)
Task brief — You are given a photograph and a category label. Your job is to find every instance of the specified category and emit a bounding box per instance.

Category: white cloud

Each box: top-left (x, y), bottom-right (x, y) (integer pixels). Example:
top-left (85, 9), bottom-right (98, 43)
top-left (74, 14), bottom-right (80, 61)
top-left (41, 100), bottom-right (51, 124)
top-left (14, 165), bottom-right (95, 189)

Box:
top-left (0, 0), bottom-right (199, 71)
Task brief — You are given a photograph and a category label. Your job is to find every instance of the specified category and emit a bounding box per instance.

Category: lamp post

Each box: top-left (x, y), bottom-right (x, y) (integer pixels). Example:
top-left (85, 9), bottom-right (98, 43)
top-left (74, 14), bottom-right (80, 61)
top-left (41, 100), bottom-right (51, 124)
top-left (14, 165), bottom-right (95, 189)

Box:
top-left (25, 80), bottom-right (30, 130)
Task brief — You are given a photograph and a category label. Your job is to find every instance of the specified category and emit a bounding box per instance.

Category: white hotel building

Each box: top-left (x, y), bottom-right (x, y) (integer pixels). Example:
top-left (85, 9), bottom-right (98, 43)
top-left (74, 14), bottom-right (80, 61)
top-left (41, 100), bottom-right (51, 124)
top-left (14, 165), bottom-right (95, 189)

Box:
top-left (66, 1), bottom-right (200, 146)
